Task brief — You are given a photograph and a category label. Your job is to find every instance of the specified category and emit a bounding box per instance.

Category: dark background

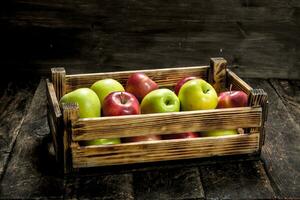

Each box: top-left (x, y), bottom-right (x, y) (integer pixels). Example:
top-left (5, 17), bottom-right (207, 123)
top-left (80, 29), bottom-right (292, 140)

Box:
top-left (0, 0), bottom-right (299, 80)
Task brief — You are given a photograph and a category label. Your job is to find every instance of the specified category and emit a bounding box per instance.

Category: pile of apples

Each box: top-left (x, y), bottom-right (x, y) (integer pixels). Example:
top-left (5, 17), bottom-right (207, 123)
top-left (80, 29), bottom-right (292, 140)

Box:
top-left (59, 73), bottom-right (248, 146)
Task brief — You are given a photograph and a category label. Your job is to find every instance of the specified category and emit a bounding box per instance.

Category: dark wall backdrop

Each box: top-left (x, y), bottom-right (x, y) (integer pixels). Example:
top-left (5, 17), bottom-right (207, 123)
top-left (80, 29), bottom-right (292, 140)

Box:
top-left (0, 0), bottom-right (299, 80)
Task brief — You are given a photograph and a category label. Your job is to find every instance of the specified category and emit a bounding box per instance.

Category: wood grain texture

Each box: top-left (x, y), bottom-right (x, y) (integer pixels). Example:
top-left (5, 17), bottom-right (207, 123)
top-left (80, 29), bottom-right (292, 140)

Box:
top-left (248, 89), bottom-right (268, 147)
top-left (209, 57), bottom-right (227, 93)
top-left (1, 0), bottom-right (300, 80)
top-left (46, 79), bottom-right (63, 161)
top-left (51, 68), bottom-right (65, 100)
top-left (200, 161), bottom-right (276, 199)
top-left (269, 79), bottom-right (300, 123)
top-left (65, 66), bottom-right (209, 93)
top-left (0, 81), bottom-right (36, 178)
top-left (62, 102), bottom-right (79, 173)
top-left (72, 107), bottom-right (262, 141)
top-left (133, 167), bottom-right (204, 200)
top-left (64, 173), bottom-right (134, 200)
top-left (226, 69), bottom-right (253, 94)
top-left (246, 79), bottom-right (300, 198)
top-left (0, 80), bottom-right (64, 199)
top-left (72, 133), bottom-right (260, 168)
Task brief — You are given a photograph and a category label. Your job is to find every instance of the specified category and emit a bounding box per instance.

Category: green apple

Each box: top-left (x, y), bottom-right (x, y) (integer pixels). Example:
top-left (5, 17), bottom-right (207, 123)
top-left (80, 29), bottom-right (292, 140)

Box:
top-left (140, 88), bottom-right (180, 114)
top-left (91, 79), bottom-right (125, 105)
top-left (178, 79), bottom-right (218, 111)
top-left (200, 129), bottom-right (238, 137)
top-left (59, 88), bottom-right (101, 118)
top-left (81, 138), bottom-right (121, 146)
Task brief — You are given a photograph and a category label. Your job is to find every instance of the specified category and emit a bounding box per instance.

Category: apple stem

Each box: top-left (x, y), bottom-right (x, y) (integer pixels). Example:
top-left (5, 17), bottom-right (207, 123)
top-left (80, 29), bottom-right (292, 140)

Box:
top-left (229, 84), bottom-right (233, 94)
top-left (120, 92), bottom-right (126, 104)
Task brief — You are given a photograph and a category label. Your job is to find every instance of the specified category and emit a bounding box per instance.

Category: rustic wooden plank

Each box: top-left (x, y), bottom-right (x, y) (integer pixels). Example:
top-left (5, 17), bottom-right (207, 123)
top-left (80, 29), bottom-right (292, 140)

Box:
top-left (64, 174), bottom-right (134, 199)
top-left (245, 79), bottom-right (300, 198)
top-left (200, 161), bottom-right (276, 199)
top-left (0, 80), bottom-right (64, 199)
top-left (226, 69), bottom-right (253, 94)
top-left (1, 0), bottom-right (300, 80)
top-left (72, 133), bottom-right (260, 168)
top-left (269, 79), bottom-right (300, 123)
top-left (0, 81), bottom-right (36, 178)
top-left (46, 79), bottom-right (63, 162)
top-left (72, 107), bottom-right (262, 141)
top-left (65, 66), bottom-right (209, 93)
top-left (133, 167), bottom-right (204, 200)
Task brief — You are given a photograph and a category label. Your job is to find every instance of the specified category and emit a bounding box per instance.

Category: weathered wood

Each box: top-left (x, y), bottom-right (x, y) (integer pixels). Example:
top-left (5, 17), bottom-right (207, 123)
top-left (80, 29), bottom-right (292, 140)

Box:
top-left (51, 68), bottom-right (65, 100)
top-left (0, 79), bottom-right (136, 200)
top-left (72, 133), bottom-right (260, 168)
top-left (2, 0), bottom-right (300, 80)
top-left (226, 69), bottom-right (253, 95)
top-left (248, 89), bottom-right (268, 148)
top-left (133, 167), bottom-right (204, 200)
top-left (269, 79), bottom-right (300, 122)
top-left (0, 80), bottom-right (64, 199)
top-left (0, 81), bottom-right (35, 178)
top-left (65, 66), bottom-right (209, 93)
top-left (200, 161), bottom-right (276, 199)
top-left (72, 107), bottom-right (262, 141)
top-left (209, 57), bottom-right (227, 93)
top-left (62, 102), bottom-right (79, 173)
top-left (64, 174), bottom-right (134, 199)
top-left (46, 79), bottom-right (63, 162)
top-left (246, 79), bottom-right (300, 198)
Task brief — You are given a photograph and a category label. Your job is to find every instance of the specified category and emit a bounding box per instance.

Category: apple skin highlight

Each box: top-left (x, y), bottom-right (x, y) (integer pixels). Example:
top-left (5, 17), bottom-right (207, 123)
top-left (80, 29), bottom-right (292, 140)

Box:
top-left (102, 91), bottom-right (140, 116)
top-left (217, 91), bottom-right (248, 108)
top-left (126, 72), bottom-right (159, 101)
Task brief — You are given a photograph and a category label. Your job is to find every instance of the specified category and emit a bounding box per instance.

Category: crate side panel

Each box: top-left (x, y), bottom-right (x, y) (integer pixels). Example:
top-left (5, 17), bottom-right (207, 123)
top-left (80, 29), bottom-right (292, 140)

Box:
top-left (72, 107), bottom-right (262, 141)
top-left (72, 133), bottom-right (260, 168)
top-left (65, 66), bottom-right (209, 92)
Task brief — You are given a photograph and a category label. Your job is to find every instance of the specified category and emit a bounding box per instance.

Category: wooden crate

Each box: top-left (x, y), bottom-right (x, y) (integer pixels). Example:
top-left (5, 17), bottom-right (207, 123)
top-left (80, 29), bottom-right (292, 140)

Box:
top-left (46, 58), bottom-right (268, 173)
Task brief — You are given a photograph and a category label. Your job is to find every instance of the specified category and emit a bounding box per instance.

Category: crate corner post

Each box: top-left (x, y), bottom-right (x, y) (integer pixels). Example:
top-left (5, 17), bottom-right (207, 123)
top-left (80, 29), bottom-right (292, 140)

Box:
top-left (62, 102), bottom-right (79, 174)
top-left (209, 57), bottom-right (227, 93)
top-left (249, 89), bottom-right (268, 153)
top-left (51, 67), bottom-right (66, 100)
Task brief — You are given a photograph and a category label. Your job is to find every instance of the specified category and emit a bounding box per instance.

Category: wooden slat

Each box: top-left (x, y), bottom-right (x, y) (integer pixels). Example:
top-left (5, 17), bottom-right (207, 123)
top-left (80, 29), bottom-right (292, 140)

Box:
top-left (72, 133), bottom-right (260, 168)
top-left (46, 79), bottom-right (63, 161)
top-left (65, 66), bottom-right (209, 92)
top-left (46, 79), bottom-right (62, 120)
top-left (72, 107), bottom-right (262, 141)
top-left (226, 69), bottom-right (253, 95)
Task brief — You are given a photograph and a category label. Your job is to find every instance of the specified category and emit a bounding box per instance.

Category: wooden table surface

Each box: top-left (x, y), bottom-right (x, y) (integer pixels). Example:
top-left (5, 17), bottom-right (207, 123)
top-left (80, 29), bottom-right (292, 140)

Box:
top-left (0, 78), bottom-right (299, 199)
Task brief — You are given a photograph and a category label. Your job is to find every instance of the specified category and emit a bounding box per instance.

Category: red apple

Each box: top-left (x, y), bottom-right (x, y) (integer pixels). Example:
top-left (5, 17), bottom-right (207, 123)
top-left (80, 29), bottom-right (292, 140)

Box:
top-left (126, 72), bottom-right (159, 101)
top-left (102, 91), bottom-right (140, 116)
top-left (217, 90), bottom-right (248, 108)
top-left (174, 76), bottom-right (197, 95)
top-left (161, 132), bottom-right (198, 140)
top-left (122, 134), bottom-right (161, 143)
